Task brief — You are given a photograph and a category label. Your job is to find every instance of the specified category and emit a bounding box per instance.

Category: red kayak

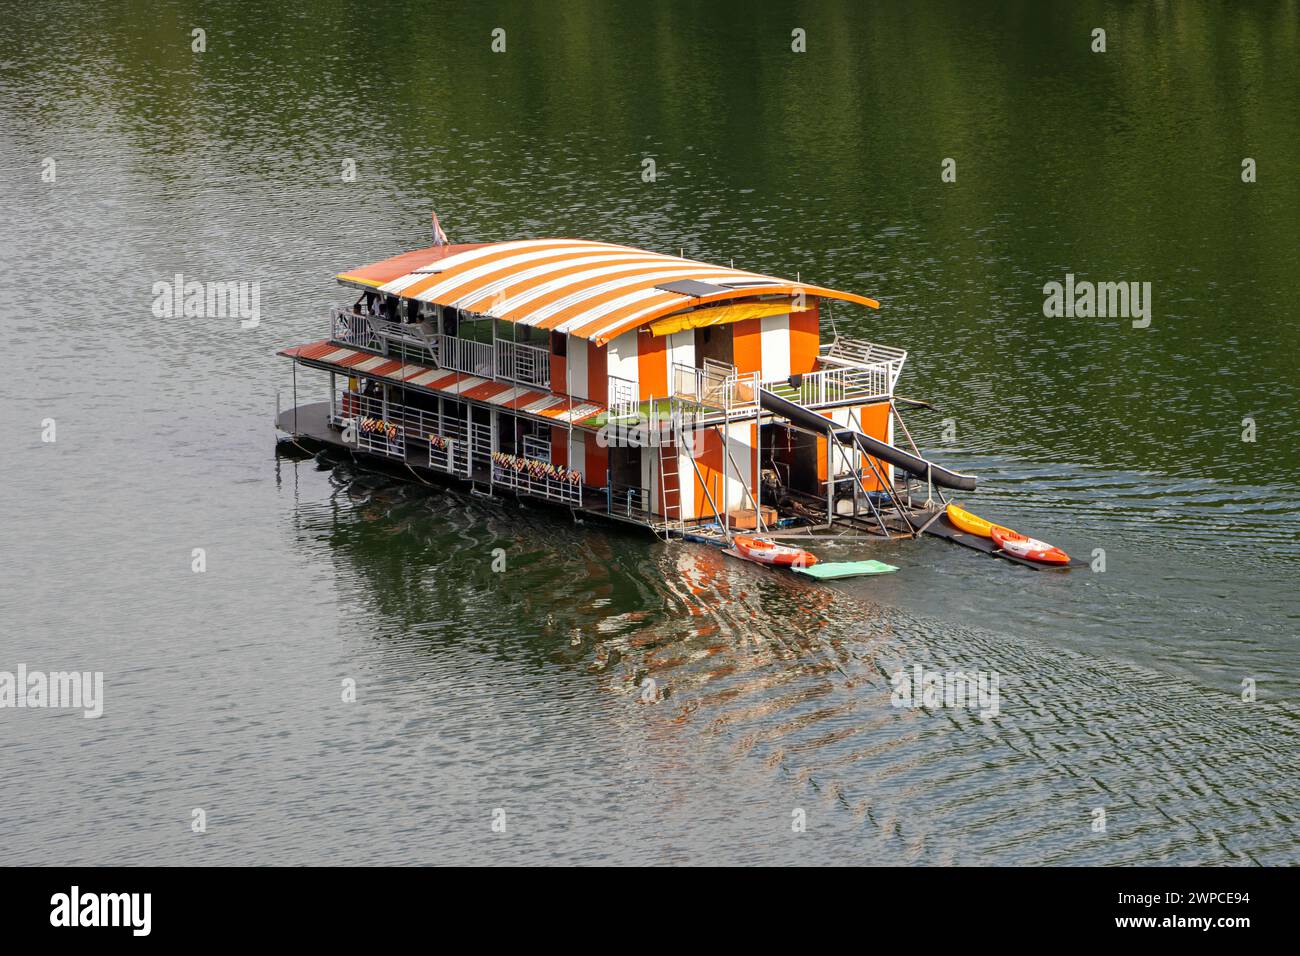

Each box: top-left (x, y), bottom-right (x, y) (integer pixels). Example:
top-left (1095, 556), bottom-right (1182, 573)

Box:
top-left (990, 527), bottom-right (1070, 565)
top-left (732, 535), bottom-right (818, 568)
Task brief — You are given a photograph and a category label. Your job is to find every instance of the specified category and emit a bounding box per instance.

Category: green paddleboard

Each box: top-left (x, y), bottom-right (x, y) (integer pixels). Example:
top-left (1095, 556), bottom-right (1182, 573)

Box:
top-left (793, 560), bottom-right (898, 579)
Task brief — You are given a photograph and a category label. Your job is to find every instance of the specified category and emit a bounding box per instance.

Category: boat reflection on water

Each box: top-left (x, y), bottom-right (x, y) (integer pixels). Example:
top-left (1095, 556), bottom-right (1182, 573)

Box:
top-left (283, 451), bottom-right (876, 698)
top-left (278, 453), bottom-right (1300, 866)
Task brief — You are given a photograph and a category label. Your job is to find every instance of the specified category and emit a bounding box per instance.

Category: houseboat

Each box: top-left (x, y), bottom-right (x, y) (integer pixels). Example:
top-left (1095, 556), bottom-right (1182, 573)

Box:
top-left (276, 237), bottom-right (987, 553)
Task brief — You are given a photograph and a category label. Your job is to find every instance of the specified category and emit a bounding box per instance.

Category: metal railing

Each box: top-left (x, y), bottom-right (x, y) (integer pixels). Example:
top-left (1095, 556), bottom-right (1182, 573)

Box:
top-left (761, 364), bottom-right (886, 407)
top-left (332, 307), bottom-right (381, 351)
top-left (607, 481), bottom-right (654, 522)
top-left (821, 336), bottom-right (908, 372)
top-left (339, 392), bottom-right (409, 458)
top-left (670, 362), bottom-right (758, 415)
top-left (761, 337), bottom-right (906, 408)
top-left (522, 435), bottom-right (552, 463)
top-left (427, 416), bottom-right (468, 475)
top-left (608, 375), bottom-right (639, 423)
top-left (496, 339), bottom-right (551, 388)
top-left (468, 420), bottom-right (493, 474)
top-left (338, 392), bottom-right (475, 470)
top-left (817, 336), bottom-right (907, 393)
top-left (330, 308), bottom-right (552, 389)
top-left (491, 453), bottom-right (582, 505)
top-left (437, 334), bottom-right (495, 378)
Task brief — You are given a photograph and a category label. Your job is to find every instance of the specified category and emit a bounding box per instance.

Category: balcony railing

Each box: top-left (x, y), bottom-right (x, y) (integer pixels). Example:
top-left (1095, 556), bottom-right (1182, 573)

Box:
top-left (329, 307), bottom-right (550, 389)
top-left (761, 364), bottom-right (888, 407)
top-left (434, 333), bottom-right (494, 378)
top-left (608, 375), bottom-right (639, 423)
top-left (491, 453), bottom-right (582, 505)
top-left (671, 362), bottom-right (758, 416)
top-left (763, 337), bottom-right (907, 408)
top-left (607, 482), bottom-right (655, 522)
top-left (522, 435), bottom-right (552, 463)
top-left (332, 308), bottom-right (382, 351)
top-left (338, 390), bottom-right (489, 476)
top-left (496, 339), bottom-right (551, 389)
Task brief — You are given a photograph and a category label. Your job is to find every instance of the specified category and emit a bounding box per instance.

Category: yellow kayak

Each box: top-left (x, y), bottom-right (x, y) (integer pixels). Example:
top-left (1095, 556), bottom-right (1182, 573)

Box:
top-left (945, 503), bottom-right (1015, 539)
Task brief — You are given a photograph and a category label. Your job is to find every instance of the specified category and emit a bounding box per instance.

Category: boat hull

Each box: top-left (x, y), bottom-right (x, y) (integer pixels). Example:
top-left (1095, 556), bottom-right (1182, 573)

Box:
top-left (732, 535), bottom-right (818, 568)
top-left (945, 503), bottom-right (1013, 539)
top-left (990, 527), bottom-right (1070, 565)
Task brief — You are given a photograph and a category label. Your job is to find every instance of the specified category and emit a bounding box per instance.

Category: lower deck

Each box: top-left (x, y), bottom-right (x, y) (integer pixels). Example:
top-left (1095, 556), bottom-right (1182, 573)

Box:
top-left (277, 401), bottom-right (679, 529)
top-left (277, 399), bottom-right (1083, 569)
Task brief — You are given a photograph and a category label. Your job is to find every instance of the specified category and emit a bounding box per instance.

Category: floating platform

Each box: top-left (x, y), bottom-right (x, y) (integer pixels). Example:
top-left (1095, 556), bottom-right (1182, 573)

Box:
top-left (794, 560), bottom-right (898, 579)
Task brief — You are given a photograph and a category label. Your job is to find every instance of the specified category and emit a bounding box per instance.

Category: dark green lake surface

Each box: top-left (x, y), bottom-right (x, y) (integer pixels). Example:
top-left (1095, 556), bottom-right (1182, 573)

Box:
top-left (1, 0), bottom-right (1297, 864)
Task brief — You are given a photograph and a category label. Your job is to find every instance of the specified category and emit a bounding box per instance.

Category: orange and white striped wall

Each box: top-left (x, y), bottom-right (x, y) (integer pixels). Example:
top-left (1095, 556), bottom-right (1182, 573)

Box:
top-left (564, 303), bottom-right (823, 403)
top-left (670, 422), bottom-right (759, 520)
top-left (549, 300), bottom-right (893, 505)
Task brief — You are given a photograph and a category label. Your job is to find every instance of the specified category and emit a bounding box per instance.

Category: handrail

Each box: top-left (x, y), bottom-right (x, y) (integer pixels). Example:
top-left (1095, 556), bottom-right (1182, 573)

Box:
top-left (761, 362), bottom-right (896, 408)
top-left (331, 307), bottom-right (382, 351)
top-left (330, 308), bottom-right (551, 388)
top-left (435, 333), bottom-right (494, 378)
top-left (608, 481), bottom-right (654, 520)
top-left (608, 375), bottom-right (639, 423)
top-left (491, 452), bottom-right (581, 504)
top-left (496, 338), bottom-right (550, 388)
top-left (818, 335), bottom-right (907, 395)
top-left (522, 435), bottom-right (552, 462)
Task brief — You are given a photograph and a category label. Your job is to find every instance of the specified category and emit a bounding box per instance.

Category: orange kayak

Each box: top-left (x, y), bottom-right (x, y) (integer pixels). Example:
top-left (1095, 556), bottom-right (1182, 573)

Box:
top-left (990, 526), bottom-right (1070, 565)
top-left (733, 535), bottom-right (818, 568)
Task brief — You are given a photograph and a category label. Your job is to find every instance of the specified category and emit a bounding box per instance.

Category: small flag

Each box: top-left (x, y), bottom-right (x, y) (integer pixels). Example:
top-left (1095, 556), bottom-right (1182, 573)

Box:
top-left (431, 209), bottom-right (449, 247)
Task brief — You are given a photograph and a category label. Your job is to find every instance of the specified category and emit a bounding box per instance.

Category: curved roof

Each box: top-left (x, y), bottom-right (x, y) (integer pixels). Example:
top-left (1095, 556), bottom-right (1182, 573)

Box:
top-left (337, 239), bottom-right (878, 346)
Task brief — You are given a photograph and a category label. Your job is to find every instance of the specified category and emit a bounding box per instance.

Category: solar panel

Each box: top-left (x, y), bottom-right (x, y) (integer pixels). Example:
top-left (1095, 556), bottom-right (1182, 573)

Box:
top-left (655, 279), bottom-right (731, 297)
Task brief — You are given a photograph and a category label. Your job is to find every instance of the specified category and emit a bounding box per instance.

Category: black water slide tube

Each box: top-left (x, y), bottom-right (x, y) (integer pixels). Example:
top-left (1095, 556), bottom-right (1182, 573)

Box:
top-left (758, 388), bottom-right (978, 492)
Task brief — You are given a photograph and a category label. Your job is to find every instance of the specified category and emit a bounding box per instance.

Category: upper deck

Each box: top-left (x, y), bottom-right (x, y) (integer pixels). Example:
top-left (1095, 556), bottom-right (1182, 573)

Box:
top-left (282, 238), bottom-right (907, 430)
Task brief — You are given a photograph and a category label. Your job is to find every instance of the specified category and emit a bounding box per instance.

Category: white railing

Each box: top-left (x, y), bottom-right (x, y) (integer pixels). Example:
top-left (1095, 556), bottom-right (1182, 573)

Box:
top-left (760, 337), bottom-right (906, 409)
top-left (428, 427), bottom-right (468, 475)
top-left (608, 482), bottom-right (654, 521)
top-left (331, 307), bottom-right (440, 362)
top-left (339, 391), bottom-right (458, 462)
top-left (762, 364), bottom-right (888, 407)
top-left (435, 334), bottom-right (494, 378)
top-left (522, 435), bottom-right (552, 463)
top-left (721, 370), bottom-right (759, 413)
top-left (468, 420), bottom-right (493, 474)
top-left (821, 336), bottom-right (907, 370)
top-left (331, 307), bottom-right (381, 350)
top-left (670, 362), bottom-right (758, 416)
top-left (818, 336), bottom-right (907, 394)
top-left (608, 375), bottom-right (639, 423)
top-left (491, 453), bottom-right (582, 505)
top-left (330, 308), bottom-right (559, 392)
top-left (497, 339), bottom-right (551, 388)
top-left (339, 392), bottom-right (408, 458)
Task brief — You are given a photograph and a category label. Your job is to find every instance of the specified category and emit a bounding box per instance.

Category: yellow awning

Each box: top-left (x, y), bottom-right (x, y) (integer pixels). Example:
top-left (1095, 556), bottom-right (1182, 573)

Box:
top-left (648, 299), bottom-right (797, 337)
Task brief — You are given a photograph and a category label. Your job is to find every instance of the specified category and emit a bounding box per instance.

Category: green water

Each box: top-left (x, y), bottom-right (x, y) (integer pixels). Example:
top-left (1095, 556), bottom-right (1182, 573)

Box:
top-left (1, 0), bottom-right (1297, 864)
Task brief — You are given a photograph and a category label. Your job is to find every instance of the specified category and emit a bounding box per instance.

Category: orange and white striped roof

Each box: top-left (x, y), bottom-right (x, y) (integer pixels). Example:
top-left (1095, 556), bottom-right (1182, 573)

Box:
top-left (337, 239), bottom-right (878, 346)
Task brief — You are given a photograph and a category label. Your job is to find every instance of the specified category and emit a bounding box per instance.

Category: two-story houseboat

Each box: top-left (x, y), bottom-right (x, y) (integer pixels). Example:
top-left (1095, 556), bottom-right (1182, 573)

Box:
top-left (276, 238), bottom-right (977, 544)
